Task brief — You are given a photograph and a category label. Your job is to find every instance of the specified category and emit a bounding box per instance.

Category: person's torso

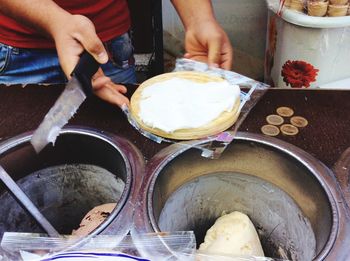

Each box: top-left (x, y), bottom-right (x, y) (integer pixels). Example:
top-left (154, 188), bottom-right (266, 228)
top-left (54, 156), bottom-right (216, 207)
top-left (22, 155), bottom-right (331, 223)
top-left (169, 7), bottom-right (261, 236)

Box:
top-left (0, 0), bottom-right (130, 48)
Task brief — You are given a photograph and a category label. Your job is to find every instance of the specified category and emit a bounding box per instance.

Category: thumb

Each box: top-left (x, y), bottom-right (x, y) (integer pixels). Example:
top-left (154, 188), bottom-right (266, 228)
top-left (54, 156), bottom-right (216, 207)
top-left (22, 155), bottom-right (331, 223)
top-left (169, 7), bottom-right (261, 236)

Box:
top-left (82, 35), bottom-right (108, 64)
top-left (207, 37), bottom-right (221, 68)
top-left (74, 18), bottom-right (109, 64)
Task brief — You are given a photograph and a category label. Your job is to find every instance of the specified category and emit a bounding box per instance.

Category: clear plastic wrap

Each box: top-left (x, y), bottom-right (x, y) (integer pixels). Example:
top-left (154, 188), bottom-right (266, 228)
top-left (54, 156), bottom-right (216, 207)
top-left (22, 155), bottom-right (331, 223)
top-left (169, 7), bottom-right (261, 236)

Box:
top-left (123, 58), bottom-right (269, 159)
top-left (0, 231), bottom-right (195, 261)
top-left (0, 231), bottom-right (290, 261)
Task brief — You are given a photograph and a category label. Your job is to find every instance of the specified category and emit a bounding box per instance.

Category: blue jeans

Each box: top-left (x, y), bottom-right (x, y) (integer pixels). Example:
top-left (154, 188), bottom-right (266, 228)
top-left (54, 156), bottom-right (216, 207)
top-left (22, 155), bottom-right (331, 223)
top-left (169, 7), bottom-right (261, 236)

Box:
top-left (0, 33), bottom-right (136, 85)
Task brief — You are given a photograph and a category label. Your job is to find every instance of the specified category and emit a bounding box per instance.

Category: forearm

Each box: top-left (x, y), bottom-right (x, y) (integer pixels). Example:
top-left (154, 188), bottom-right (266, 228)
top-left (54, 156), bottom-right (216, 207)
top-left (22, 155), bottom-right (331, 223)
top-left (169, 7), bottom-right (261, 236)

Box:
top-left (170, 0), bottom-right (216, 30)
top-left (0, 0), bottom-right (70, 37)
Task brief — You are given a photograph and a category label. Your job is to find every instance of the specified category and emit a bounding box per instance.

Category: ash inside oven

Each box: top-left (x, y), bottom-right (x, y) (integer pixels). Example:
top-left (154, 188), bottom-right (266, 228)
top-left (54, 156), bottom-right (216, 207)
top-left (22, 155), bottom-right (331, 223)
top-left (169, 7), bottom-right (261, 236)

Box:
top-left (0, 164), bottom-right (124, 237)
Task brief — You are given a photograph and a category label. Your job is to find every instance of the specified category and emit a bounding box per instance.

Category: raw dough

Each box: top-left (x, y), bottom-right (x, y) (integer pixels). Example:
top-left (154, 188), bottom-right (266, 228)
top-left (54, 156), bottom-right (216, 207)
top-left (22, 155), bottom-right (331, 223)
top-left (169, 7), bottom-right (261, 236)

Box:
top-left (199, 211), bottom-right (265, 257)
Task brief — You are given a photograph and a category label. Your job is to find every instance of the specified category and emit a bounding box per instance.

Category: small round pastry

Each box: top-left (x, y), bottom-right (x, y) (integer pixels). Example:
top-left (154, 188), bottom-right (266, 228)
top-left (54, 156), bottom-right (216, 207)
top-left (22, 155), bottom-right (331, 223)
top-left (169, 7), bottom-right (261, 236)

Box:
top-left (130, 71), bottom-right (241, 140)
top-left (290, 116), bottom-right (309, 127)
top-left (276, 106), bottom-right (294, 117)
top-left (266, 114), bottom-right (284, 126)
top-left (261, 124), bottom-right (280, 136)
top-left (280, 124), bottom-right (299, 136)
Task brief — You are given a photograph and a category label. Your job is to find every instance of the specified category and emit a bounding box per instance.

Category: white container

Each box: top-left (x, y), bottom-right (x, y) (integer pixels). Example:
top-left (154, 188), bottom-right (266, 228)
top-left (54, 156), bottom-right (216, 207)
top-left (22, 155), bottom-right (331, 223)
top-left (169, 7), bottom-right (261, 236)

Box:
top-left (265, 0), bottom-right (350, 88)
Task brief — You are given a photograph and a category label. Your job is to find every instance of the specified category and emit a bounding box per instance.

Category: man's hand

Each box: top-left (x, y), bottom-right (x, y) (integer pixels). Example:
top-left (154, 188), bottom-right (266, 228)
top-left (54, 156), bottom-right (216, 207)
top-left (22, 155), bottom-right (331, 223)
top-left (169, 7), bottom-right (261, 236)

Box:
top-left (92, 69), bottom-right (129, 107)
top-left (171, 0), bottom-right (233, 70)
top-left (0, 0), bottom-right (129, 107)
top-left (183, 19), bottom-right (233, 70)
top-left (52, 14), bottom-right (130, 107)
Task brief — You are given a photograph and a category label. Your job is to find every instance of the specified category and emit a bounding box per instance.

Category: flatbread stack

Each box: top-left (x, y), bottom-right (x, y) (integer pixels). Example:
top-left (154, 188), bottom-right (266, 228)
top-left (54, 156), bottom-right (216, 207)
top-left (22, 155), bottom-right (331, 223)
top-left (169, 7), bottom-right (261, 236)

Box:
top-left (130, 71), bottom-right (241, 140)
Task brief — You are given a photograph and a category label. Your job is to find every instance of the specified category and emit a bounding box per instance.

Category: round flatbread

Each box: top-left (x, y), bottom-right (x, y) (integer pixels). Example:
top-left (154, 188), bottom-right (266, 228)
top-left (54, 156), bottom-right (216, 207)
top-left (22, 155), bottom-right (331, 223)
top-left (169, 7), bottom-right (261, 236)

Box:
top-left (130, 71), bottom-right (241, 140)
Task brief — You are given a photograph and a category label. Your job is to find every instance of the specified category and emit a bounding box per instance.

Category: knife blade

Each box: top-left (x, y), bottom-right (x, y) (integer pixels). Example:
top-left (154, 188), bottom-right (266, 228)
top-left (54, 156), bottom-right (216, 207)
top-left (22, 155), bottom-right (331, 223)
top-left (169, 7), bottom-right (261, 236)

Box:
top-left (31, 52), bottom-right (99, 153)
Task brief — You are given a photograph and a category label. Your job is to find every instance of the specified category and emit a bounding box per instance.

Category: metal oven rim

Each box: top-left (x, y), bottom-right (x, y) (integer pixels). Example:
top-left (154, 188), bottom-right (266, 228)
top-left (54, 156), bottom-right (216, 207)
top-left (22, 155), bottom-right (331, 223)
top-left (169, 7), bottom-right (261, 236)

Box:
top-left (135, 131), bottom-right (350, 261)
top-left (0, 126), bottom-right (145, 239)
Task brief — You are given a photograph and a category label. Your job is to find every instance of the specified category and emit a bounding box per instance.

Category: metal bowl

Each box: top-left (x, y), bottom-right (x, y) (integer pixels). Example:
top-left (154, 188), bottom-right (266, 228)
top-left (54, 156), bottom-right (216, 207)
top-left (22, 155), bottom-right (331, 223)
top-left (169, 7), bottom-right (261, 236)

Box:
top-left (0, 127), bottom-right (144, 238)
top-left (135, 132), bottom-right (350, 261)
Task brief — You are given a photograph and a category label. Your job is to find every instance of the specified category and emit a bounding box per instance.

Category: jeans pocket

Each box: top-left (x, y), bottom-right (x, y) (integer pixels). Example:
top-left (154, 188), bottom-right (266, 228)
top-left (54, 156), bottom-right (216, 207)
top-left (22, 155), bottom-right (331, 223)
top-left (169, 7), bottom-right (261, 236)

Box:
top-left (105, 33), bottom-right (135, 69)
top-left (0, 43), bottom-right (10, 75)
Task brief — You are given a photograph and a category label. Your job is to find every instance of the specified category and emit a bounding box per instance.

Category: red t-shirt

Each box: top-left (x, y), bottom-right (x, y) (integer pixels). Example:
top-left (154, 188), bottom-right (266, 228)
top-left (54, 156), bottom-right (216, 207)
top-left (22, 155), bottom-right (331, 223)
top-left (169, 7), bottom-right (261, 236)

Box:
top-left (0, 0), bottom-right (130, 49)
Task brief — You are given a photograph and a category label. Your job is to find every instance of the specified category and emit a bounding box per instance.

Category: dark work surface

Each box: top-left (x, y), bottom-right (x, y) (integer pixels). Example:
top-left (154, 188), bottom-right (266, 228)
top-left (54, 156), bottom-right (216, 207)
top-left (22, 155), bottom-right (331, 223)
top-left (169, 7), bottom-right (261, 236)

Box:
top-left (241, 89), bottom-right (350, 168)
top-left (0, 85), bottom-right (349, 167)
top-left (0, 84), bottom-right (168, 163)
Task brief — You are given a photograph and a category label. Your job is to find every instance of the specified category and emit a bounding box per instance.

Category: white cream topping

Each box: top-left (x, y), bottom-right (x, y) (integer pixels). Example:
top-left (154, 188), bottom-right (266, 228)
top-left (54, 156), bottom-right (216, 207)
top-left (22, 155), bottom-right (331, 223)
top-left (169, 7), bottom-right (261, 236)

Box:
top-left (138, 77), bottom-right (240, 133)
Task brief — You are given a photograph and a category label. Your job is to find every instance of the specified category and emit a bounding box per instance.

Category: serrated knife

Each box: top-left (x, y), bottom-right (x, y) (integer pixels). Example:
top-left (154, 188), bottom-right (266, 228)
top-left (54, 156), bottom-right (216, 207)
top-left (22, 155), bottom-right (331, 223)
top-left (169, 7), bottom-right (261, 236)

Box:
top-left (31, 52), bottom-right (99, 153)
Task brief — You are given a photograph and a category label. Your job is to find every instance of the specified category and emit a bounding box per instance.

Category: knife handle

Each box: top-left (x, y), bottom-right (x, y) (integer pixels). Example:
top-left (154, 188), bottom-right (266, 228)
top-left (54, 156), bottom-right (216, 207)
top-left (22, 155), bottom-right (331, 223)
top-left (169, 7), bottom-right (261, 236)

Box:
top-left (71, 51), bottom-right (100, 96)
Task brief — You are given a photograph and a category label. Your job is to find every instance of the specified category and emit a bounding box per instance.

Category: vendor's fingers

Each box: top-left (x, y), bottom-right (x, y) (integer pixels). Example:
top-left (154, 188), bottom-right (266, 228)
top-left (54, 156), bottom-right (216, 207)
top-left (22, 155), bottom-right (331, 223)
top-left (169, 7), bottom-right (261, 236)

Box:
top-left (91, 68), bottom-right (105, 81)
top-left (92, 76), bottom-right (111, 90)
top-left (183, 53), bottom-right (209, 64)
top-left (185, 51), bottom-right (232, 70)
top-left (184, 52), bottom-right (220, 69)
top-left (221, 56), bottom-right (233, 70)
top-left (91, 69), bottom-right (128, 106)
top-left (56, 39), bottom-right (84, 79)
top-left (94, 84), bottom-right (130, 107)
top-left (108, 83), bottom-right (127, 94)
top-left (207, 35), bottom-right (222, 68)
top-left (220, 41), bottom-right (233, 70)
top-left (184, 53), bottom-right (193, 59)
top-left (91, 69), bottom-right (113, 90)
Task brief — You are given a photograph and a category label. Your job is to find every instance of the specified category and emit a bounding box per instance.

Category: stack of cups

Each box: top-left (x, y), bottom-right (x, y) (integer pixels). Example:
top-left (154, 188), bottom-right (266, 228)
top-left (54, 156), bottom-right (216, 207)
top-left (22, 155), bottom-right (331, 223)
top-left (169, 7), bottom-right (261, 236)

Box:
top-left (307, 0), bottom-right (349, 16)
top-left (328, 0), bottom-right (349, 16)
top-left (285, 0), bottom-right (306, 12)
top-left (307, 0), bottom-right (329, 16)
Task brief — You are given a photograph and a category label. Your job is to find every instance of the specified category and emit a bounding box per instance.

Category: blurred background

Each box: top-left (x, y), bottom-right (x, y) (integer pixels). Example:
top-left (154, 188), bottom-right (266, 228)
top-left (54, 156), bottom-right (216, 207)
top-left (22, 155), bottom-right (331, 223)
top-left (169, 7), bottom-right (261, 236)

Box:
top-left (127, 0), bottom-right (268, 82)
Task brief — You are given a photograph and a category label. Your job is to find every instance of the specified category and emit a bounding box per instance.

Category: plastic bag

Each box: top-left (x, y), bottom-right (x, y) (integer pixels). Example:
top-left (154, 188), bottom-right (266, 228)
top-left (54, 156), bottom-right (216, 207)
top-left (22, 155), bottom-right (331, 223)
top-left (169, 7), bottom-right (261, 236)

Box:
top-left (0, 231), bottom-right (195, 261)
top-left (0, 231), bottom-right (291, 261)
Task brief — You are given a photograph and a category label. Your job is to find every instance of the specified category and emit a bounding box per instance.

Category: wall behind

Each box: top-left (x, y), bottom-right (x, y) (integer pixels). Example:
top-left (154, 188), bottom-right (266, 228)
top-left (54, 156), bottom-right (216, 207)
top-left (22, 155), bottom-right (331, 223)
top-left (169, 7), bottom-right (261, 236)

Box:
top-left (162, 0), bottom-right (268, 81)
